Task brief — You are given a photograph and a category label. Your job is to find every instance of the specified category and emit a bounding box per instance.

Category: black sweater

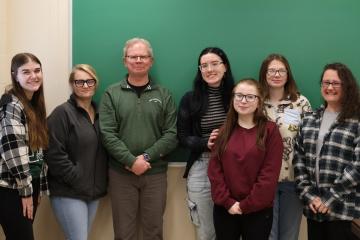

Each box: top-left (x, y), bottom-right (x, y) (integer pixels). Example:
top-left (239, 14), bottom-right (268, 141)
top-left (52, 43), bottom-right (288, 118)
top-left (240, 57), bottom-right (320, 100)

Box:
top-left (45, 95), bottom-right (108, 201)
top-left (177, 91), bottom-right (228, 178)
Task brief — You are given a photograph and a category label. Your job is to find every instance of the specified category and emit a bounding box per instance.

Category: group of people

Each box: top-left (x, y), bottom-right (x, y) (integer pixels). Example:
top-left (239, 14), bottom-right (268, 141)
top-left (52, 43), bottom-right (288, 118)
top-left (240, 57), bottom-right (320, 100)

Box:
top-left (0, 37), bottom-right (359, 240)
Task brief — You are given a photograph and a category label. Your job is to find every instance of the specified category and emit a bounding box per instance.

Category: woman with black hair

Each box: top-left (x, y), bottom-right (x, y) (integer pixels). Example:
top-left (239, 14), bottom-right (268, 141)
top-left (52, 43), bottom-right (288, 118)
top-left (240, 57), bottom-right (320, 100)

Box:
top-left (177, 47), bottom-right (234, 240)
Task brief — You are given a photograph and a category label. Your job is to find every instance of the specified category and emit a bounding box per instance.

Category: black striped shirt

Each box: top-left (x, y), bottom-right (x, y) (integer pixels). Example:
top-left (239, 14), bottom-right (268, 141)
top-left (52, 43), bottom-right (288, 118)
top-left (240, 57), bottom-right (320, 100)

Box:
top-left (200, 87), bottom-right (227, 141)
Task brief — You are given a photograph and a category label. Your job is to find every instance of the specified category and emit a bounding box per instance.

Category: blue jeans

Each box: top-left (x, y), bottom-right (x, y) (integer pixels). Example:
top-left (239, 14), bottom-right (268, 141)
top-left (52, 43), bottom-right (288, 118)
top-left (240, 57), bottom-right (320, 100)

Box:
top-left (50, 196), bottom-right (99, 240)
top-left (187, 153), bottom-right (216, 240)
top-left (269, 181), bottom-right (303, 240)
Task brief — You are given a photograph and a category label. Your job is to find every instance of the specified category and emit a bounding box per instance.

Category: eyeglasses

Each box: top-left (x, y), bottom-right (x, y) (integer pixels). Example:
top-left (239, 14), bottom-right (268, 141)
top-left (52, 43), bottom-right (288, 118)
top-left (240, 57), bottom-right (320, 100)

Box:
top-left (125, 55), bottom-right (152, 62)
top-left (321, 81), bottom-right (342, 89)
top-left (267, 68), bottom-right (287, 77)
top-left (73, 79), bottom-right (96, 88)
top-left (233, 93), bottom-right (258, 102)
top-left (199, 61), bottom-right (223, 72)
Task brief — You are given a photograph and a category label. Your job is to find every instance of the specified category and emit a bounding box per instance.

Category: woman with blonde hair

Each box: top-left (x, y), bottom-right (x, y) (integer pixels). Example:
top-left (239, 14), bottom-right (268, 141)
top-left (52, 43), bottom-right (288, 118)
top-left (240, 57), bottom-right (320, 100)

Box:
top-left (46, 64), bottom-right (108, 240)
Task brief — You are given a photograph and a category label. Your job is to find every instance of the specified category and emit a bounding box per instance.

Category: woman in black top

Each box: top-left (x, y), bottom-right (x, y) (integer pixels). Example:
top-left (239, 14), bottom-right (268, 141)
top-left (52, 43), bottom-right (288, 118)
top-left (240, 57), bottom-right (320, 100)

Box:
top-left (45, 64), bottom-right (108, 240)
top-left (177, 47), bottom-right (234, 240)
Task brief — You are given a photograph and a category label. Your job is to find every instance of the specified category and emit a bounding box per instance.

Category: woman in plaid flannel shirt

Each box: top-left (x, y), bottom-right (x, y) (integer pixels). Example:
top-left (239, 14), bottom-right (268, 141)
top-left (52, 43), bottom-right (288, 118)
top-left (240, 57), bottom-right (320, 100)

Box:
top-left (294, 63), bottom-right (360, 240)
top-left (0, 53), bottom-right (48, 240)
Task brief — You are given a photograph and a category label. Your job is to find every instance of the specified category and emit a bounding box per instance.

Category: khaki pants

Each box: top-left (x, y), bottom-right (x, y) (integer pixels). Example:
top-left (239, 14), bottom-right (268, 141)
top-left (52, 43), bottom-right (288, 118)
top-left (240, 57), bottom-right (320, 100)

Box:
top-left (109, 168), bottom-right (167, 240)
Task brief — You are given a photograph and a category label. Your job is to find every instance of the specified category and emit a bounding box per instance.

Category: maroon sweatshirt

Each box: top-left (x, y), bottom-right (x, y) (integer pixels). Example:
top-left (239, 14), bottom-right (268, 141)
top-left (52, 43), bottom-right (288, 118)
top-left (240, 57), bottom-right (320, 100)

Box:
top-left (208, 121), bottom-right (283, 214)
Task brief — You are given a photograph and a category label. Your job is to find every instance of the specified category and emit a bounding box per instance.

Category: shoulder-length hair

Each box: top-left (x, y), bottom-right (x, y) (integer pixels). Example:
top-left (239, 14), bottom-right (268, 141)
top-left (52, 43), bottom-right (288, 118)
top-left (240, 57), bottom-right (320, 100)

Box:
top-left (9, 53), bottom-right (48, 150)
top-left (191, 47), bottom-right (235, 118)
top-left (320, 62), bottom-right (360, 121)
top-left (213, 78), bottom-right (268, 158)
top-left (259, 53), bottom-right (299, 101)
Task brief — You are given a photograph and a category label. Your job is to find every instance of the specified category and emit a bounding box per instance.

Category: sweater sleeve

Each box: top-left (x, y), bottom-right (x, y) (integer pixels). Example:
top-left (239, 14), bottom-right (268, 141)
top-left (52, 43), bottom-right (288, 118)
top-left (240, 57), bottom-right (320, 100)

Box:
top-left (45, 105), bottom-right (81, 186)
top-left (0, 102), bottom-right (32, 197)
top-left (208, 154), bottom-right (237, 210)
top-left (177, 92), bottom-right (208, 152)
top-left (99, 89), bottom-right (136, 167)
top-left (144, 89), bottom-right (178, 160)
top-left (240, 124), bottom-right (283, 214)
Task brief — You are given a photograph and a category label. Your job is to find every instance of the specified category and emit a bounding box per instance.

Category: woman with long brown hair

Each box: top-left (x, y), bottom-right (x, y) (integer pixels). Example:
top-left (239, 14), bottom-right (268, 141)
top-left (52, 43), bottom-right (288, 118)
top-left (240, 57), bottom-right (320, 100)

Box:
top-left (259, 53), bottom-right (311, 240)
top-left (0, 53), bottom-right (48, 240)
top-left (208, 79), bottom-right (283, 240)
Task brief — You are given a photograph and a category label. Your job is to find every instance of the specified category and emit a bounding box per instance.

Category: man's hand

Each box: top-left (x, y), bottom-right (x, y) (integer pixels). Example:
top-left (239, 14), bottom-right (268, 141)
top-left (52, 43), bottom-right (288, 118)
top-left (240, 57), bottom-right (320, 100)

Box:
top-left (127, 155), bottom-right (151, 175)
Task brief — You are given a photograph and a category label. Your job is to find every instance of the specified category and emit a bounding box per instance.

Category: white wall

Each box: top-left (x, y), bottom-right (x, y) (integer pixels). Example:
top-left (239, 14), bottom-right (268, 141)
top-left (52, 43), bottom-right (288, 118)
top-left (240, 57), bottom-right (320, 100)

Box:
top-left (4, 0), bottom-right (70, 112)
top-left (0, 0), bottom-right (9, 91)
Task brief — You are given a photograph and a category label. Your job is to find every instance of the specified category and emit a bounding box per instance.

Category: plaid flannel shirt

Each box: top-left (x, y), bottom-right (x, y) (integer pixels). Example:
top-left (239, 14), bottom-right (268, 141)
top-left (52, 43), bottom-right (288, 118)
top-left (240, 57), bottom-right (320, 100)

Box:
top-left (294, 106), bottom-right (360, 221)
top-left (0, 94), bottom-right (49, 197)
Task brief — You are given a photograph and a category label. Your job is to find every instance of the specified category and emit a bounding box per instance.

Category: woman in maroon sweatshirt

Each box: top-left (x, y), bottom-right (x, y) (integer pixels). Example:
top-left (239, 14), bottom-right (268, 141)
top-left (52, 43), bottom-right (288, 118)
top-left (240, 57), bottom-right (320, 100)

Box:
top-left (208, 78), bottom-right (283, 240)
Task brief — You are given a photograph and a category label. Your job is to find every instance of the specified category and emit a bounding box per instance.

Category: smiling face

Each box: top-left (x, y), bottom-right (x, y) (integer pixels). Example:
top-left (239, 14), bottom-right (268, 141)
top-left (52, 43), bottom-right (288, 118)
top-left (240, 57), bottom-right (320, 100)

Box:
top-left (71, 70), bottom-right (97, 100)
top-left (199, 53), bottom-right (227, 87)
top-left (266, 59), bottom-right (288, 89)
top-left (15, 60), bottom-right (43, 99)
top-left (321, 69), bottom-right (342, 109)
top-left (123, 42), bottom-right (153, 77)
top-left (233, 82), bottom-right (259, 117)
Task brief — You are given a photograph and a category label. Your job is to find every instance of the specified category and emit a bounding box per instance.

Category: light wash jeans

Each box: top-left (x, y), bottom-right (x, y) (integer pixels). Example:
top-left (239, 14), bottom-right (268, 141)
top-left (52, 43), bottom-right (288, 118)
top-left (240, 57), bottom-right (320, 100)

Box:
top-left (50, 196), bottom-right (99, 240)
top-left (269, 181), bottom-right (303, 240)
top-left (187, 152), bottom-right (216, 240)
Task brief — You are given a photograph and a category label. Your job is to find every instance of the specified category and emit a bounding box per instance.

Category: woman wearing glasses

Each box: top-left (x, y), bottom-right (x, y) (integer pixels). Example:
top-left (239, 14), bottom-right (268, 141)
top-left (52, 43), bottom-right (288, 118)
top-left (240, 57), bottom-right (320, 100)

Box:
top-left (45, 64), bottom-right (108, 240)
top-left (258, 53), bottom-right (311, 240)
top-left (0, 53), bottom-right (48, 240)
top-left (208, 79), bottom-right (283, 240)
top-left (177, 47), bottom-right (234, 240)
top-left (294, 63), bottom-right (360, 240)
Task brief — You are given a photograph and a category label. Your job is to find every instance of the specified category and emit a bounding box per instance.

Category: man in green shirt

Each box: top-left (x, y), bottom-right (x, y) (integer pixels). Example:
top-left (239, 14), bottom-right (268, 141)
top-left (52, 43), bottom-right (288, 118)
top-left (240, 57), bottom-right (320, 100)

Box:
top-left (99, 37), bottom-right (178, 240)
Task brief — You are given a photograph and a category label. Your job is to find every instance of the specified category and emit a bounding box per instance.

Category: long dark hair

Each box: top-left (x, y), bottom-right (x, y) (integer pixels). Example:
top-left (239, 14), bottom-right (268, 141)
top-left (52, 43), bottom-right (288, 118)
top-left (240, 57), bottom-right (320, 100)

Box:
top-left (190, 47), bottom-right (234, 118)
top-left (320, 62), bottom-right (360, 121)
top-left (9, 53), bottom-right (48, 150)
top-left (214, 78), bottom-right (268, 158)
top-left (259, 53), bottom-right (299, 101)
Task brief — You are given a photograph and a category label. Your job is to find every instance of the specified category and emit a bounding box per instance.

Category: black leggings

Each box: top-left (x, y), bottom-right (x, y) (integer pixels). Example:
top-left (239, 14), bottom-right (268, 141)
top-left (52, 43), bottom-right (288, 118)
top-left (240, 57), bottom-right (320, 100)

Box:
top-left (213, 204), bottom-right (273, 240)
top-left (0, 178), bottom-right (40, 240)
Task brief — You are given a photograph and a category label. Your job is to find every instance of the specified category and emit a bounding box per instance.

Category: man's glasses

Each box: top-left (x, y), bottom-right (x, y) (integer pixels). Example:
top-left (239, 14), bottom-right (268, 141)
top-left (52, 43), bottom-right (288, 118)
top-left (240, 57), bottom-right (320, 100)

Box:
top-left (125, 55), bottom-right (152, 62)
top-left (267, 68), bottom-right (287, 77)
top-left (233, 93), bottom-right (258, 102)
top-left (321, 81), bottom-right (342, 89)
top-left (73, 79), bottom-right (96, 88)
top-left (199, 61), bottom-right (223, 72)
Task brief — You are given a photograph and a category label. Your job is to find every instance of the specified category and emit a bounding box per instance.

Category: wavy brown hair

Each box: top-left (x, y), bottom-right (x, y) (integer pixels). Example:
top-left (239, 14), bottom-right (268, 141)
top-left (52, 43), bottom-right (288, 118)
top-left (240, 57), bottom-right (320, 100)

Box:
top-left (320, 62), bottom-right (360, 121)
top-left (9, 53), bottom-right (48, 150)
top-left (259, 53), bottom-right (299, 101)
top-left (213, 78), bottom-right (268, 158)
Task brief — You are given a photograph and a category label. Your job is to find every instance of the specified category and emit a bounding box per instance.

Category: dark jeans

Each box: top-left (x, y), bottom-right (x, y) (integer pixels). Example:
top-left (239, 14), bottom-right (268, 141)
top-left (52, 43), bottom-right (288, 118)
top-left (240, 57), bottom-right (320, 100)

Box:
top-left (307, 218), bottom-right (352, 240)
top-left (213, 204), bottom-right (273, 240)
top-left (0, 178), bottom-right (40, 240)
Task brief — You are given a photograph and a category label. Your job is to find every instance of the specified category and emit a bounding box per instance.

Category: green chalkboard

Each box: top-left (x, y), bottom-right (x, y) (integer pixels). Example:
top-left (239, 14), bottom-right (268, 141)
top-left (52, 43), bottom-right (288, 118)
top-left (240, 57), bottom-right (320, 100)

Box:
top-left (73, 0), bottom-right (360, 162)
